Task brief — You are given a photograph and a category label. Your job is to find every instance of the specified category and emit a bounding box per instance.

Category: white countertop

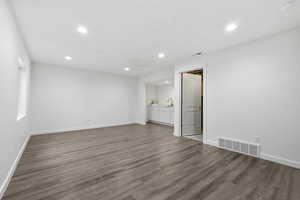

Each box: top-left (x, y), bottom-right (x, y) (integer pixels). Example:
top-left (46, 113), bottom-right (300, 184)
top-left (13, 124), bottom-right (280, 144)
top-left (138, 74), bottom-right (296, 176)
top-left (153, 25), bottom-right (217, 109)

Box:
top-left (147, 104), bottom-right (173, 108)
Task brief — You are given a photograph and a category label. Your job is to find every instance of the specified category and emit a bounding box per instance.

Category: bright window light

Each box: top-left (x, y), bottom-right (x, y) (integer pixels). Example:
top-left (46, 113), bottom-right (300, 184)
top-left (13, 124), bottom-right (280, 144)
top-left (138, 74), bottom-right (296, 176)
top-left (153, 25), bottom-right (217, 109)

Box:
top-left (17, 58), bottom-right (28, 121)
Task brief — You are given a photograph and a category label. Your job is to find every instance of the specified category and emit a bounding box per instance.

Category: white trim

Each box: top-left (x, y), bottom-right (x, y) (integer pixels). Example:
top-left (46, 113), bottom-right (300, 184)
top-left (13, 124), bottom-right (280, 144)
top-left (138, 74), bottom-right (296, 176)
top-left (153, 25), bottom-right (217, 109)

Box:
top-left (136, 122), bottom-right (146, 126)
top-left (31, 122), bottom-right (137, 135)
top-left (16, 114), bottom-right (26, 122)
top-left (204, 139), bottom-right (218, 147)
top-left (0, 134), bottom-right (31, 199)
top-left (204, 139), bottom-right (300, 169)
top-left (174, 66), bottom-right (208, 142)
top-left (173, 132), bottom-right (180, 137)
top-left (261, 153), bottom-right (300, 169)
top-left (147, 120), bottom-right (174, 127)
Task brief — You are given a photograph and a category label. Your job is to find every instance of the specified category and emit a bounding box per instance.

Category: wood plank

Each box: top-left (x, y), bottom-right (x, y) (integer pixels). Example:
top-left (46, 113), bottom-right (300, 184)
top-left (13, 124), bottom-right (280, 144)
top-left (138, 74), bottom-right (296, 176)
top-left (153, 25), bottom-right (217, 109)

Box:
top-left (3, 124), bottom-right (300, 200)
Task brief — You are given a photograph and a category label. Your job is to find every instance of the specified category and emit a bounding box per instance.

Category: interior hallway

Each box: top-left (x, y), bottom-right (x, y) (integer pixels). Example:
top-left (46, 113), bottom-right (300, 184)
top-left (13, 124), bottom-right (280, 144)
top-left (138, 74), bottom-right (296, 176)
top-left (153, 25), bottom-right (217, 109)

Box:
top-left (3, 124), bottom-right (300, 200)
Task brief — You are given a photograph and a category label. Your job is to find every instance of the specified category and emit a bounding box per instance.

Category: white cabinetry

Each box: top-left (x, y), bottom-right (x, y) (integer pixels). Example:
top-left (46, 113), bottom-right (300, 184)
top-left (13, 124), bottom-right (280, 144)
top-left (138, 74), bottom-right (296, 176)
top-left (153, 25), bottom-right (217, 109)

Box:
top-left (147, 106), bottom-right (174, 126)
top-left (152, 107), bottom-right (160, 121)
top-left (170, 111), bottom-right (174, 124)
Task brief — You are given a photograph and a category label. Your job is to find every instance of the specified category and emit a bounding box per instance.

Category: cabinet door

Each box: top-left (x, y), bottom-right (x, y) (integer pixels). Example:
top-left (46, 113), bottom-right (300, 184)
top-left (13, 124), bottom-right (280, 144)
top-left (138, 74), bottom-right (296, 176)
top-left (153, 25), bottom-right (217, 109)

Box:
top-left (152, 108), bottom-right (160, 121)
top-left (160, 110), bottom-right (170, 123)
top-left (170, 111), bottom-right (174, 124)
top-left (147, 108), bottom-right (152, 121)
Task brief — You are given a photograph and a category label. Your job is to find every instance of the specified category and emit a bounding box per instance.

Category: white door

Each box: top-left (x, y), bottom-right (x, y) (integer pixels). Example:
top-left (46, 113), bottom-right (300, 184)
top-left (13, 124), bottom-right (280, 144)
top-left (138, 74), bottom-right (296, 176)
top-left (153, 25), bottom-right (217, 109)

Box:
top-left (182, 73), bottom-right (202, 136)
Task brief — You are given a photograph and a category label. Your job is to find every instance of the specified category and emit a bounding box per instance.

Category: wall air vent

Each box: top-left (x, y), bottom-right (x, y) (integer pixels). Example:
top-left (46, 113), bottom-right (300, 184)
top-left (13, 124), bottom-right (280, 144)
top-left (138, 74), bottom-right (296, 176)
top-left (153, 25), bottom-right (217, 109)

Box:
top-left (218, 137), bottom-right (260, 158)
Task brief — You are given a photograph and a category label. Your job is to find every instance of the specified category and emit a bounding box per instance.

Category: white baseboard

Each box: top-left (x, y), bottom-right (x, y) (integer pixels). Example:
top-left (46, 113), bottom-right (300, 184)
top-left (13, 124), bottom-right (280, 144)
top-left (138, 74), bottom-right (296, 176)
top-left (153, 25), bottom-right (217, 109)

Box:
top-left (204, 139), bottom-right (218, 147)
top-left (0, 134), bottom-right (31, 199)
top-left (203, 139), bottom-right (300, 169)
top-left (135, 122), bottom-right (146, 125)
top-left (134, 119), bottom-right (146, 125)
top-left (173, 132), bottom-right (180, 137)
top-left (261, 153), bottom-right (300, 169)
top-left (147, 120), bottom-right (174, 127)
top-left (31, 122), bottom-right (137, 135)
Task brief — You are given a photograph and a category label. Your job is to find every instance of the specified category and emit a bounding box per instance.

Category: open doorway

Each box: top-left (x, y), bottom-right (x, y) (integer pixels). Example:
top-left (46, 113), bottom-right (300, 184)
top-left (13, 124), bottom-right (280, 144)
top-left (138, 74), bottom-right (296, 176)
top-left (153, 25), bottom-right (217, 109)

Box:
top-left (145, 79), bottom-right (174, 127)
top-left (181, 70), bottom-right (204, 141)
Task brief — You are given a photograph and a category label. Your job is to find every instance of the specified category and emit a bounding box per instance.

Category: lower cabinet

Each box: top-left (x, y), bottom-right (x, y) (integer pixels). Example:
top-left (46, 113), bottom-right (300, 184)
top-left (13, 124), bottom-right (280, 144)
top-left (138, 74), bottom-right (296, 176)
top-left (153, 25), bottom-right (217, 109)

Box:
top-left (159, 109), bottom-right (170, 124)
top-left (170, 111), bottom-right (174, 124)
top-left (147, 106), bottom-right (174, 125)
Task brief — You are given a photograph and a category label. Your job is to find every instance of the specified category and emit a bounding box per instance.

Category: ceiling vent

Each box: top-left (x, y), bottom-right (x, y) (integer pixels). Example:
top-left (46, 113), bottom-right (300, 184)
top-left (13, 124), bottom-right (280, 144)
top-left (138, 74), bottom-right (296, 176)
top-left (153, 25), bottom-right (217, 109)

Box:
top-left (193, 52), bottom-right (202, 56)
top-left (218, 137), bottom-right (260, 157)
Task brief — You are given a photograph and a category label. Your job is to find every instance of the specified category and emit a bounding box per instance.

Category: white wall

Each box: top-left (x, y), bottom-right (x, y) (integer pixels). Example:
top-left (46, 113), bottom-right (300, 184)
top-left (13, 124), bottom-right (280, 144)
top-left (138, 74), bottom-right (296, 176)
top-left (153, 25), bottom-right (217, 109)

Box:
top-left (174, 27), bottom-right (300, 168)
top-left (146, 84), bottom-right (157, 105)
top-left (0, 0), bottom-right (31, 195)
top-left (30, 64), bottom-right (138, 134)
top-left (157, 84), bottom-right (174, 105)
top-left (146, 84), bottom-right (174, 105)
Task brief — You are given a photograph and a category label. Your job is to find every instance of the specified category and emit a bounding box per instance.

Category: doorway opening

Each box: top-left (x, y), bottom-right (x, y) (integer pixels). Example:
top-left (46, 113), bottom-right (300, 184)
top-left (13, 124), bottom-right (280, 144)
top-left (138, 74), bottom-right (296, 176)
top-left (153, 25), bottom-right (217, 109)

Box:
top-left (181, 69), bottom-right (204, 142)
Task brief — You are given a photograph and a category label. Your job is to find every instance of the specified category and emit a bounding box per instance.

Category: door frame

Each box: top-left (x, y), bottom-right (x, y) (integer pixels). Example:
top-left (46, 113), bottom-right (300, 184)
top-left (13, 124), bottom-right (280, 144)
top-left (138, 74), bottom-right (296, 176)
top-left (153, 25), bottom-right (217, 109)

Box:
top-left (175, 67), bottom-right (207, 143)
top-left (181, 71), bottom-right (203, 136)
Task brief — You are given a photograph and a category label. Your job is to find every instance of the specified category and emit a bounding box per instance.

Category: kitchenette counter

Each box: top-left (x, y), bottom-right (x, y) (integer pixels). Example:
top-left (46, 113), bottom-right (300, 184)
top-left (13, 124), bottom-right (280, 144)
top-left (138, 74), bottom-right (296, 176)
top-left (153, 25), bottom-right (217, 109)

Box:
top-left (147, 105), bottom-right (174, 126)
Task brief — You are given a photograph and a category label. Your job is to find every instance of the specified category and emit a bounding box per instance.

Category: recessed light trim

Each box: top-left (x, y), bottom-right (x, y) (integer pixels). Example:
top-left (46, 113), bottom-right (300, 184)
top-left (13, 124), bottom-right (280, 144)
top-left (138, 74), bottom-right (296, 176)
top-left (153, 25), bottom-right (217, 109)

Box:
top-left (77, 25), bottom-right (88, 35)
top-left (225, 22), bottom-right (238, 32)
top-left (64, 56), bottom-right (72, 61)
top-left (124, 67), bottom-right (130, 71)
top-left (158, 52), bottom-right (166, 59)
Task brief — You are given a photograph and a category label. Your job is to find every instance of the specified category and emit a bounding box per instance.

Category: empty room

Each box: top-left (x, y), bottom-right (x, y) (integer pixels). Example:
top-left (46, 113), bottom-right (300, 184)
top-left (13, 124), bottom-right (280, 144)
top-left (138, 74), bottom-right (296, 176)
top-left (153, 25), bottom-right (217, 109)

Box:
top-left (1, 0), bottom-right (300, 199)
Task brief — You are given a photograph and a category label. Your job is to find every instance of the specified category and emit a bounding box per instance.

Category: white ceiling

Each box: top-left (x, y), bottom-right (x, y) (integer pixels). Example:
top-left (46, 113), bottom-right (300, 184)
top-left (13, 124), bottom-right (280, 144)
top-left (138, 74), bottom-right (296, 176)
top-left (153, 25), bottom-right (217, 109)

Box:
top-left (10, 0), bottom-right (300, 76)
top-left (148, 79), bottom-right (174, 86)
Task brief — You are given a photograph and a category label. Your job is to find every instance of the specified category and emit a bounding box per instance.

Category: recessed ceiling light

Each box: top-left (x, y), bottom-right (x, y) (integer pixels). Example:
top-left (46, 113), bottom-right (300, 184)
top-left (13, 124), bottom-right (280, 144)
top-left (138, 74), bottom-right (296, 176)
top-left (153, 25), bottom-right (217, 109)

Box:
top-left (164, 80), bottom-right (170, 84)
top-left (64, 56), bottom-right (72, 61)
top-left (124, 67), bottom-right (130, 71)
top-left (77, 25), bottom-right (88, 35)
top-left (158, 52), bottom-right (166, 59)
top-left (225, 22), bottom-right (238, 32)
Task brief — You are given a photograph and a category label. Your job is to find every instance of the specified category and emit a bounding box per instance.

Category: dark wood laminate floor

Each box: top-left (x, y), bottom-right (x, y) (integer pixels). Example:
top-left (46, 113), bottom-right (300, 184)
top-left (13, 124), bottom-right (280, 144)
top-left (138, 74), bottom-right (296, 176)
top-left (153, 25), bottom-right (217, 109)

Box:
top-left (3, 124), bottom-right (300, 200)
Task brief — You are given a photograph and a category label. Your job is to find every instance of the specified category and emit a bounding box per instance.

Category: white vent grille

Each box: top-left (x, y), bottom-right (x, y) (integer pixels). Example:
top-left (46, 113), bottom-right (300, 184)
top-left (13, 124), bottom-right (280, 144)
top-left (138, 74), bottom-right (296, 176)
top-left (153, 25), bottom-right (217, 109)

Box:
top-left (218, 137), bottom-right (260, 157)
